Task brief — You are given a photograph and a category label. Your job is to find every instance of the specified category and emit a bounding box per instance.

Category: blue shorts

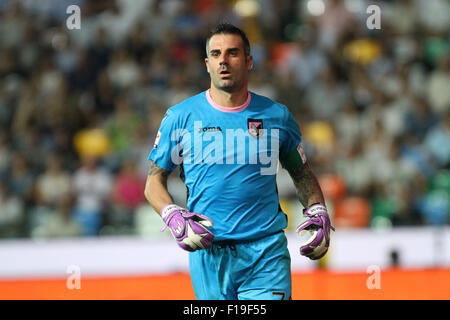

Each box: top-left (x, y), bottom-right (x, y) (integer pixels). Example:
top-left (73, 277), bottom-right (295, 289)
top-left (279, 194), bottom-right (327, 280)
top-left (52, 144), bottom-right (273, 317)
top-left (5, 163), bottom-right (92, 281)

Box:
top-left (189, 231), bottom-right (292, 300)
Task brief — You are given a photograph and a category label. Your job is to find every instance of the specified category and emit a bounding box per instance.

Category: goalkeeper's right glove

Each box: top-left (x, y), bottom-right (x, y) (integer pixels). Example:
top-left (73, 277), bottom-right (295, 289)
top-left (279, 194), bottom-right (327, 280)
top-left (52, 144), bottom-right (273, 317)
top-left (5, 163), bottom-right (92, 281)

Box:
top-left (160, 204), bottom-right (214, 252)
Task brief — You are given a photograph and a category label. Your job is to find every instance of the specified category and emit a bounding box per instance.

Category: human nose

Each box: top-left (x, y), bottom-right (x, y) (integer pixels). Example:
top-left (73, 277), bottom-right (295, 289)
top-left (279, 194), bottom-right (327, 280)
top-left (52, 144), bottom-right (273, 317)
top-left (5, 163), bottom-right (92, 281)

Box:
top-left (218, 52), bottom-right (229, 65)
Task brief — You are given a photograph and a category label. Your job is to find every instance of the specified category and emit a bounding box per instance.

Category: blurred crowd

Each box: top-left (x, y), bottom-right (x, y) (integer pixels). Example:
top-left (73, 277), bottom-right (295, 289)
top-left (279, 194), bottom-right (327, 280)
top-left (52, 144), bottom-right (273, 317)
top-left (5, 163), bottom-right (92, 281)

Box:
top-left (0, 0), bottom-right (449, 239)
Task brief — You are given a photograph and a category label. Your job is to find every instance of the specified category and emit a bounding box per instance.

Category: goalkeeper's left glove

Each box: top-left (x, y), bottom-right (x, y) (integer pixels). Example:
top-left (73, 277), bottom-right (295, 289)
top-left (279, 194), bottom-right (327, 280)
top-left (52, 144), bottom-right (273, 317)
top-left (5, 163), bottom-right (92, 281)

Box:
top-left (296, 203), bottom-right (335, 260)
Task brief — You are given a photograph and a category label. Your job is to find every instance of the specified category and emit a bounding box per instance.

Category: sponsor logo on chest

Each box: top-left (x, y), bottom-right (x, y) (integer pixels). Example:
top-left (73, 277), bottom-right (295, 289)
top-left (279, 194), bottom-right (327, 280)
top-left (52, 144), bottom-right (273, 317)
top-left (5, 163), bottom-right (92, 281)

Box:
top-left (197, 126), bottom-right (223, 133)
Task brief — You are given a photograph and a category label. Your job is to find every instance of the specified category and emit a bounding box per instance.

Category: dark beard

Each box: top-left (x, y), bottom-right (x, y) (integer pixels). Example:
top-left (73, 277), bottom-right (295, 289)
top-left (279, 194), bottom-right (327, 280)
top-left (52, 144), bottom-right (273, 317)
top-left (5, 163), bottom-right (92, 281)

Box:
top-left (214, 78), bottom-right (241, 93)
top-left (218, 84), bottom-right (236, 93)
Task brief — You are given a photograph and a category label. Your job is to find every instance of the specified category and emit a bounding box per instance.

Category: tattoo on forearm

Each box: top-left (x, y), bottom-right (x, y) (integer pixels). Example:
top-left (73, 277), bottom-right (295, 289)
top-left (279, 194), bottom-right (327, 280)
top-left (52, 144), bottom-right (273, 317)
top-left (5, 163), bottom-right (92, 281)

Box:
top-left (148, 160), bottom-right (169, 177)
top-left (288, 163), bottom-right (324, 208)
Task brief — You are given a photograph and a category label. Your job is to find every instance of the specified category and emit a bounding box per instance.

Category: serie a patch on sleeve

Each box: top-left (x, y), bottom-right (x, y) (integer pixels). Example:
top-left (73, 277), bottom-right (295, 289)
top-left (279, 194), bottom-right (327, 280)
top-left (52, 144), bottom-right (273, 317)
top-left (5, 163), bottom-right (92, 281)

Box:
top-left (297, 143), bottom-right (307, 164)
top-left (282, 143), bottom-right (307, 171)
top-left (153, 130), bottom-right (161, 149)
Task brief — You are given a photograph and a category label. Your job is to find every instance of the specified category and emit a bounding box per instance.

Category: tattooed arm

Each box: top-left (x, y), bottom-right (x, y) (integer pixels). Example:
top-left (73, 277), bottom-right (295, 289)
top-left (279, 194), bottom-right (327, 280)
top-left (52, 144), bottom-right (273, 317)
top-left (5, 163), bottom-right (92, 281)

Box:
top-left (144, 160), bottom-right (174, 215)
top-left (288, 162), bottom-right (334, 260)
top-left (287, 162), bottom-right (325, 208)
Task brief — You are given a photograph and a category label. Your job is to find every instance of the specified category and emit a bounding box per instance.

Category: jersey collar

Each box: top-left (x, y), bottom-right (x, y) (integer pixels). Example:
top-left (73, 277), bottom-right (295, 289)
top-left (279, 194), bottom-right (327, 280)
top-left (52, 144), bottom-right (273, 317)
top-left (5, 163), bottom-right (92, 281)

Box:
top-left (206, 89), bottom-right (251, 113)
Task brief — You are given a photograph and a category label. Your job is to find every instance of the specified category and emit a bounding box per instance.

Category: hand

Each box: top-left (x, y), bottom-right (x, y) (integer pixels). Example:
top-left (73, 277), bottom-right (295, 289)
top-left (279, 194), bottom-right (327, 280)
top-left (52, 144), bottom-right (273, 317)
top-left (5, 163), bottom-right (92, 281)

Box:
top-left (160, 204), bottom-right (214, 252)
top-left (296, 203), bottom-right (335, 260)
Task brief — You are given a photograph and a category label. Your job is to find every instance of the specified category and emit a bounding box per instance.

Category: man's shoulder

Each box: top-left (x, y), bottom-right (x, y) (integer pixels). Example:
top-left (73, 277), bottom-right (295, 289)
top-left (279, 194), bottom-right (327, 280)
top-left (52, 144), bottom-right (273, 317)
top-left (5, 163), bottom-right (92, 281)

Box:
top-left (161, 91), bottom-right (207, 124)
top-left (168, 91), bottom-right (207, 114)
top-left (250, 91), bottom-right (291, 117)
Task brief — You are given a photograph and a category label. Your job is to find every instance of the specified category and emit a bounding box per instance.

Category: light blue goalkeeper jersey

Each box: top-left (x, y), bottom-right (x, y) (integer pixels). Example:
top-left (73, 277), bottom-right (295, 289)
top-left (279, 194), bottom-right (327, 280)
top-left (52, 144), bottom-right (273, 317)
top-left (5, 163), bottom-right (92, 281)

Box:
top-left (148, 89), bottom-right (302, 241)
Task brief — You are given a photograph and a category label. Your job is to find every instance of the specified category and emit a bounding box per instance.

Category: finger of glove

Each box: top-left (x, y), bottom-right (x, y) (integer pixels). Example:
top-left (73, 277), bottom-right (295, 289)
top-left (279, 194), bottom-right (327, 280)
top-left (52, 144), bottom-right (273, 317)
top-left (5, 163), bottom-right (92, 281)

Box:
top-left (192, 235), bottom-right (212, 250)
top-left (200, 232), bottom-right (214, 249)
top-left (186, 222), bottom-right (207, 249)
top-left (296, 220), bottom-right (314, 234)
top-left (318, 214), bottom-right (335, 232)
top-left (299, 229), bottom-right (325, 256)
top-left (196, 217), bottom-right (213, 228)
top-left (314, 216), bottom-right (333, 241)
top-left (190, 236), bottom-right (205, 250)
top-left (180, 232), bottom-right (202, 251)
top-left (311, 249), bottom-right (328, 260)
top-left (183, 212), bottom-right (214, 227)
top-left (307, 245), bottom-right (328, 260)
top-left (186, 221), bottom-right (214, 250)
top-left (320, 222), bottom-right (333, 242)
top-left (306, 237), bottom-right (328, 260)
top-left (300, 245), bottom-right (314, 256)
top-left (296, 218), bottom-right (323, 233)
top-left (188, 219), bottom-right (214, 236)
top-left (303, 229), bottom-right (325, 248)
top-left (177, 239), bottom-right (197, 252)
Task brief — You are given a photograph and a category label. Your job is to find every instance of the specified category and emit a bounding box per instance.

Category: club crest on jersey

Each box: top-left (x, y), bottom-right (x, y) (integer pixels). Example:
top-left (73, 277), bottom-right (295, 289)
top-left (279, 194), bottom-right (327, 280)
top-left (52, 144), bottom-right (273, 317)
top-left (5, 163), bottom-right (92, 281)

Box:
top-left (247, 119), bottom-right (263, 138)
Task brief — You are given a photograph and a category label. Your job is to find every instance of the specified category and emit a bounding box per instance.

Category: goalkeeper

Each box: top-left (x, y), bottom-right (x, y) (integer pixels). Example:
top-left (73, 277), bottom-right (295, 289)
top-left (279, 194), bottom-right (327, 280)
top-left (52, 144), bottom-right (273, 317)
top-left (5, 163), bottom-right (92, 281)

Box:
top-left (144, 23), bottom-right (334, 300)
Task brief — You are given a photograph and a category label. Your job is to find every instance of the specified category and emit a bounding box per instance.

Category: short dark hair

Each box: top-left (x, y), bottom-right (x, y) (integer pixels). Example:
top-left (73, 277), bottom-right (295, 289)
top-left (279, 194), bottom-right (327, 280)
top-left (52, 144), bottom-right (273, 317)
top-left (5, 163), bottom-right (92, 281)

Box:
top-left (206, 23), bottom-right (251, 58)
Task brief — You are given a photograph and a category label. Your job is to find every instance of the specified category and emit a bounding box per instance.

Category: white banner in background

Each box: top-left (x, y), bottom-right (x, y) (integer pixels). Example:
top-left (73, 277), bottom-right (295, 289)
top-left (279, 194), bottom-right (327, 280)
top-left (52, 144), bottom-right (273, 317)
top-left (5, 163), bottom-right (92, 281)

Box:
top-left (0, 227), bottom-right (448, 279)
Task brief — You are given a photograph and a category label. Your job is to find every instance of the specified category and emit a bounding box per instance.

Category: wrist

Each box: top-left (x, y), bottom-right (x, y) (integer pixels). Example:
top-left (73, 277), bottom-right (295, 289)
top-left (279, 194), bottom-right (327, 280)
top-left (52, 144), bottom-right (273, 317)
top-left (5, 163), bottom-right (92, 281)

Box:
top-left (160, 204), bottom-right (184, 221)
top-left (303, 203), bottom-right (327, 216)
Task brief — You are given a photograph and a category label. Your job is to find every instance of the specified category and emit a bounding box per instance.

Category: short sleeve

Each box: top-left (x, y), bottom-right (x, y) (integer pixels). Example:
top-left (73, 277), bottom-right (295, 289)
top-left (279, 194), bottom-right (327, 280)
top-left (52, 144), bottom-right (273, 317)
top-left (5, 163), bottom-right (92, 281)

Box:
top-left (279, 108), bottom-right (304, 170)
top-left (279, 108), bottom-right (302, 159)
top-left (148, 109), bottom-right (180, 173)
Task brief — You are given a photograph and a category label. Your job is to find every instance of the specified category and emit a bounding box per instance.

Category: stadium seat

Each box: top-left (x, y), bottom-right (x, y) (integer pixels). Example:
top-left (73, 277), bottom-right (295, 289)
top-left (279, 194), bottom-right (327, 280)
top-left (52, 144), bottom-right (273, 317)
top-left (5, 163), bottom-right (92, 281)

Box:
top-left (334, 196), bottom-right (370, 228)
top-left (318, 173), bottom-right (347, 201)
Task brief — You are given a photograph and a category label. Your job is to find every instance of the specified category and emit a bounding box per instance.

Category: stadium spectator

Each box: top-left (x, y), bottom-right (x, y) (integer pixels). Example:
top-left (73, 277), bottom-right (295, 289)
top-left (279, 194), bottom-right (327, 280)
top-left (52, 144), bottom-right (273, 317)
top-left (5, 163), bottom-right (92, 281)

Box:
top-left (304, 66), bottom-right (349, 120)
top-left (107, 159), bottom-right (146, 233)
top-left (35, 153), bottom-right (72, 208)
top-left (72, 155), bottom-right (112, 236)
top-left (103, 93), bottom-right (142, 171)
top-left (424, 111), bottom-right (450, 168)
top-left (0, 181), bottom-right (24, 238)
top-left (404, 95), bottom-right (439, 141)
top-left (0, 130), bottom-right (11, 181)
top-left (426, 54), bottom-right (450, 114)
top-left (286, 29), bottom-right (328, 90)
top-left (5, 153), bottom-right (34, 203)
top-left (388, 0), bottom-right (419, 35)
top-left (31, 194), bottom-right (82, 239)
top-left (316, 0), bottom-right (356, 51)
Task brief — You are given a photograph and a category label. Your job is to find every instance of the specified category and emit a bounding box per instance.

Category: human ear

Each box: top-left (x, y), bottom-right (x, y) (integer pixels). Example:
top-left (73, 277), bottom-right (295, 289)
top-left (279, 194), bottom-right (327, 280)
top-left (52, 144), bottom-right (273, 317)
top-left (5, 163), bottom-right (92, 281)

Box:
top-left (205, 58), bottom-right (210, 73)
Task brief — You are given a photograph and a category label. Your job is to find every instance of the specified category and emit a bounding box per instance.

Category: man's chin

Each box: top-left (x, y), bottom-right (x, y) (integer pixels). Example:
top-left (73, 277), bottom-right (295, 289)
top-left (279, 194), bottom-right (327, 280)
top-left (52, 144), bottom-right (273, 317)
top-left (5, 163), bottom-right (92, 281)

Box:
top-left (216, 80), bottom-right (238, 92)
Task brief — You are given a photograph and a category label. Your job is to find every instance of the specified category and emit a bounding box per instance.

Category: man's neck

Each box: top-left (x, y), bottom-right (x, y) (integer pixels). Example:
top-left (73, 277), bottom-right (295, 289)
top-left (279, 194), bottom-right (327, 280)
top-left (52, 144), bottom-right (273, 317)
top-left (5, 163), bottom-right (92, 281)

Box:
top-left (209, 86), bottom-right (248, 108)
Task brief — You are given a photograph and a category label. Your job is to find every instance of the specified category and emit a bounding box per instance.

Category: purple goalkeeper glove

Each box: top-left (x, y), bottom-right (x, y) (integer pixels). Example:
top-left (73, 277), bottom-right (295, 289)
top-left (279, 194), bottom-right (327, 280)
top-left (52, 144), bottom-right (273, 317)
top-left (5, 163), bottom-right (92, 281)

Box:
top-left (296, 203), bottom-right (335, 260)
top-left (160, 204), bottom-right (214, 252)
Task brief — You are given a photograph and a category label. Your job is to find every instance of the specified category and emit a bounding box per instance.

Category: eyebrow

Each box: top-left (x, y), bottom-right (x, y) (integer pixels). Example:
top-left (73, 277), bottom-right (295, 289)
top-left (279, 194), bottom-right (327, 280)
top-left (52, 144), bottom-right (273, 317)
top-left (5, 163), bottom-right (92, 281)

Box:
top-left (209, 47), bottom-right (240, 55)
